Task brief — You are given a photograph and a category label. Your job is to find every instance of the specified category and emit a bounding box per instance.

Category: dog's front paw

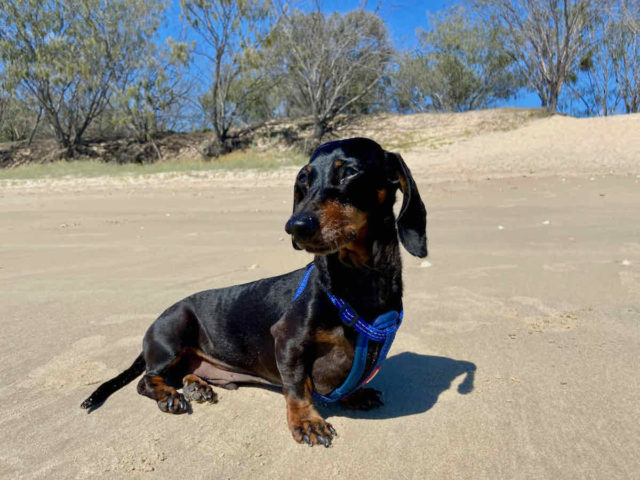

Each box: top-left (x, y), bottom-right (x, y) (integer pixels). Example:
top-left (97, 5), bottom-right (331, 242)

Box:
top-left (157, 391), bottom-right (188, 414)
top-left (289, 416), bottom-right (337, 448)
top-left (340, 388), bottom-right (383, 410)
top-left (183, 374), bottom-right (218, 404)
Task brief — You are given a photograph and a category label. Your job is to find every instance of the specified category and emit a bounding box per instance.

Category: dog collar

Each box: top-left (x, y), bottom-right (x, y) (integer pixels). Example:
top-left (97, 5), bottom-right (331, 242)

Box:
top-left (293, 263), bottom-right (402, 403)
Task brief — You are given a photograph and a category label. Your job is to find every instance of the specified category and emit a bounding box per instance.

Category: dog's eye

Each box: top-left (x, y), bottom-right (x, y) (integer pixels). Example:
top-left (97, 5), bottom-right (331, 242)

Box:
top-left (297, 172), bottom-right (309, 184)
top-left (341, 166), bottom-right (359, 182)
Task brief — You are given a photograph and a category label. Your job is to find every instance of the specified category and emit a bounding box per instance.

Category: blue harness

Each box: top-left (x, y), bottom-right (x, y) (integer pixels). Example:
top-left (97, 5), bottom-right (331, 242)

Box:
top-left (293, 264), bottom-right (402, 403)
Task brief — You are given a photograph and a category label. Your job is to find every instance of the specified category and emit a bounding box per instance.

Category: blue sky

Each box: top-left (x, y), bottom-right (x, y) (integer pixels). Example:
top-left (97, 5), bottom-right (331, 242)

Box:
top-left (165, 0), bottom-right (540, 109)
top-left (164, 0), bottom-right (450, 50)
top-left (321, 0), bottom-right (451, 49)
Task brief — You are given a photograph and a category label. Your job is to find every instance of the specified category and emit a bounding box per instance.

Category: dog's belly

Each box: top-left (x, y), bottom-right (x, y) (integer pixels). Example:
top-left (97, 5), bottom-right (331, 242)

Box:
top-left (193, 362), bottom-right (274, 387)
top-left (189, 350), bottom-right (278, 388)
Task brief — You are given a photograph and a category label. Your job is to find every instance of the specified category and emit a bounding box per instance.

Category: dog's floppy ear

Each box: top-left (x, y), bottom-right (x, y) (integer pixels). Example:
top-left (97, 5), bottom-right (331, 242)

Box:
top-left (385, 151), bottom-right (428, 257)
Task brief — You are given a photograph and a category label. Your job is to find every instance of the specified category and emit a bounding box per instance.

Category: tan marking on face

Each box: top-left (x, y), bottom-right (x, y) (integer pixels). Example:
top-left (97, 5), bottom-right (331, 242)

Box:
top-left (305, 165), bottom-right (312, 173)
top-left (333, 159), bottom-right (344, 169)
top-left (377, 188), bottom-right (387, 204)
top-left (307, 200), bottom-right (369, 261)
top-left (318, 200), bottom-right (367, 243)
top-left (398, 173), bottom-right (408, 193)
top-left (338, 222), bottom-right (370, 267)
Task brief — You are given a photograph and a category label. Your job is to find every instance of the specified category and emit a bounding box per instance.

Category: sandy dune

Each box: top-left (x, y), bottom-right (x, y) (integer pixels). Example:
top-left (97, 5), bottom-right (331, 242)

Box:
top-left (1, 111), bottom-right (639, 479)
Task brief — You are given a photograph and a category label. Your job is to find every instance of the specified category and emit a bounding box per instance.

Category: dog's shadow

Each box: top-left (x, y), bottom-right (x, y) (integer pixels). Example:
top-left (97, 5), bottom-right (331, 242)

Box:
top-left (318, 352), bottom-right (476, 420)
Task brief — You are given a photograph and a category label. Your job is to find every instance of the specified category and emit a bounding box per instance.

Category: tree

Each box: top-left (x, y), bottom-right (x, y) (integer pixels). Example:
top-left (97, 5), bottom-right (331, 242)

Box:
top-left (473, 0), bottom-right (602, 112)
top-left (567, 8), bottom-right (619, 116)
top-left (566, 1), bottom-right (640, 115)
top-left (265, 7), bottom-right (393, 143)
top-left (609, 0), bottom-right (640, 113)
top-left (0, 0), bottom-right (165, 156)
top-left (112, 39), bottom-right (192, 146)
top-left (394, 6), bottom-right (521, 113)
top-left (0, 71), bottom-right (42, 143)
top-left (180, 0), bottom-right (273, 153)
top-left (0, 94), bottom-right (43, 143)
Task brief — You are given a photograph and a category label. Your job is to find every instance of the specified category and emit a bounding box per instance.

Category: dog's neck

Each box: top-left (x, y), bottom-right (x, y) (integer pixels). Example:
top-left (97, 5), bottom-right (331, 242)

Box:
top-left (313, 214), bottom-right (403, 320)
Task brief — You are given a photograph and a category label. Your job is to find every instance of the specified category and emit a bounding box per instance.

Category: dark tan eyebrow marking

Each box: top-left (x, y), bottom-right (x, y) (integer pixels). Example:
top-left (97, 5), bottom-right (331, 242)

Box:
top-left (377, 188), bottom-right (387, 204)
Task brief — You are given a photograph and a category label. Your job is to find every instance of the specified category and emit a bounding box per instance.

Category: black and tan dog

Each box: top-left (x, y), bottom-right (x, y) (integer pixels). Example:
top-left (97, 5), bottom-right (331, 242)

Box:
top-left (81, 137), bottom-right (427, 447)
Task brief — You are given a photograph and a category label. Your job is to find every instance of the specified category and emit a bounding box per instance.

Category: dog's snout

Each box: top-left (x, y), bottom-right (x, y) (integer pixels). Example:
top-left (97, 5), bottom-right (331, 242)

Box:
top-left (285, 214), bottom-right (319, 242)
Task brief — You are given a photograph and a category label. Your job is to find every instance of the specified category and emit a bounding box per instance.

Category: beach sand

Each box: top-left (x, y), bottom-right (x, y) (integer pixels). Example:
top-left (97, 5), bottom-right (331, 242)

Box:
top-left (1, 111), bottom-right (639, 479)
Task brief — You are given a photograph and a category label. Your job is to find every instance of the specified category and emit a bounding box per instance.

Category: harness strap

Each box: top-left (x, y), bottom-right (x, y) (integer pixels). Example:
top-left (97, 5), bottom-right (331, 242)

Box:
top-left (292, 263), bottom-right (403, 403)
top-left (313, 310), bottom-right (400, 403)
top-left (293, 263), bottom-right (315, 301)
top-left (325, 290), bottom-right (402, 342)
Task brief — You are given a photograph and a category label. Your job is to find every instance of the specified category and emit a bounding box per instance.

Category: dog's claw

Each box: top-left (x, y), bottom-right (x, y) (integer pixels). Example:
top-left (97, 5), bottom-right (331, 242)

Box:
top-left (290, 418), bottom-right (336, 447)
top-left (183, 377), bottom-right (218, 405)
top-left (157, 392), bottom-right (188, 414)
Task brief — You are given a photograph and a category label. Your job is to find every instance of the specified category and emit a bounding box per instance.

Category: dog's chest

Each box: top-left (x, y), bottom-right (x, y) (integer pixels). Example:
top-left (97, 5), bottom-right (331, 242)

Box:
top-left (310, 328), bottom-right (355, 395)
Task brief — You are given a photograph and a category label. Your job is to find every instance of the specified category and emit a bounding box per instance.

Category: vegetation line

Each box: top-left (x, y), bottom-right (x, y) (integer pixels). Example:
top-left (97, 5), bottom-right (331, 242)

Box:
top-left (1, 1), bottom-right (638, 168)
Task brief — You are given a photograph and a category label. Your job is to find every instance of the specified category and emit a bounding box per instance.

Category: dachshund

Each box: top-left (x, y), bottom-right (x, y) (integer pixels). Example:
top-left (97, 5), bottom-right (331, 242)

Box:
top-left (81, 137), bottom-right (427, 448)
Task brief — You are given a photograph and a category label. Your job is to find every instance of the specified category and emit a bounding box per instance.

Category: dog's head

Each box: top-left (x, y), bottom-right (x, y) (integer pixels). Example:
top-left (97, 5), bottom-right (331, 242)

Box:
top-left (285, 137), bottom-right (427, 260)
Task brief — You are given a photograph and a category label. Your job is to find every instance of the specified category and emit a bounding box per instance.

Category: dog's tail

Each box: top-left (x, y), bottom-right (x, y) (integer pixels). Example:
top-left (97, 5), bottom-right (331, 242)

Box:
top-left (80, 353), bottom-right (145, 412)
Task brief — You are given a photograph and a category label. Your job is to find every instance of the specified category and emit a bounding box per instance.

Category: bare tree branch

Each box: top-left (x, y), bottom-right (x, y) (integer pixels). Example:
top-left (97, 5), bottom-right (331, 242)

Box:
top-left (472, 0), bottom-right (601, 112)
top-left (265, 7), bottom-right (392, 143)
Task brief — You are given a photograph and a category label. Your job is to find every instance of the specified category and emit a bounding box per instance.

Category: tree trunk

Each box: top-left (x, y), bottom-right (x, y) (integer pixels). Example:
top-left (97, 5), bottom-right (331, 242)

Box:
top-left (313, 118), bottom-right (326, 143)
top-left (26, 107), bottom-right (42, 146)
top-left (544, 80), bottom-right (562, 113)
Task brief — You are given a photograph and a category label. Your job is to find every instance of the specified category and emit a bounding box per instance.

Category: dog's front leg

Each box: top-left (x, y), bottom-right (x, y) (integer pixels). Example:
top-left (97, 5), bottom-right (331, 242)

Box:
top-left (273, 320), bottom-right (336, 447)
top-left (282, 376), bottom-right (336, 447)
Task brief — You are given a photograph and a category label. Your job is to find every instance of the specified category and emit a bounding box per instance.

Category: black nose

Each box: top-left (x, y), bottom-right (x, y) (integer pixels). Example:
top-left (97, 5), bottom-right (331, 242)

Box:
top-left (285, 214), bottom-right (319, 242)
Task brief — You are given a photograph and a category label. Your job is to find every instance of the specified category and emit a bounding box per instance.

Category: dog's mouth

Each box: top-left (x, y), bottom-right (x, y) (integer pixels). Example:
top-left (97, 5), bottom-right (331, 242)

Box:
top-left (292, 238), bottom-right (341, 255)
top-left (292, 227), bottom-right (361, 255)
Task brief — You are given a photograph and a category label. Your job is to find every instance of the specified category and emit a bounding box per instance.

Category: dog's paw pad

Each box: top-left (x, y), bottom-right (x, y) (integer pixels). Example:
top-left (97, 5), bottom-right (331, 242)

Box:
top-left (157, 392), bottom-right (189, 414)
top-left (183, 377), bottom-right (218, 404)
top-left (290, 418), bottom-right (336, 448)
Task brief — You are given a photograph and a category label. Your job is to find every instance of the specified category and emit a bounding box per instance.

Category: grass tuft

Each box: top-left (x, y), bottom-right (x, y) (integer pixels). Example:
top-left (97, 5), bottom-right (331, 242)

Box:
top-left (0, 150), bottom-right (305, 180)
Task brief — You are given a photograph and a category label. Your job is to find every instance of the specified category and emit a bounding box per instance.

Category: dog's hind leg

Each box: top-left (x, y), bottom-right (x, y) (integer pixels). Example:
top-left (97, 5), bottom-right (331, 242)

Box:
top-left (137, 374), bottom-right (188, 413)
top-left (136, 302), bottom-right (198, 414)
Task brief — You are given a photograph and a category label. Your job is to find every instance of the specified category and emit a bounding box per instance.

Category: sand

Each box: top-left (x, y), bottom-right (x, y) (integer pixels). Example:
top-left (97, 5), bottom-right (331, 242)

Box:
top-left (1, 111), bottom-right (639, 479)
